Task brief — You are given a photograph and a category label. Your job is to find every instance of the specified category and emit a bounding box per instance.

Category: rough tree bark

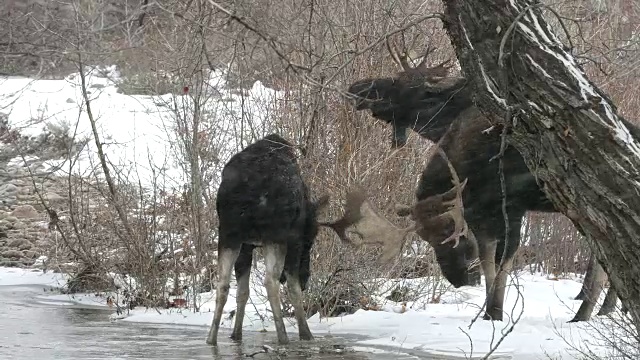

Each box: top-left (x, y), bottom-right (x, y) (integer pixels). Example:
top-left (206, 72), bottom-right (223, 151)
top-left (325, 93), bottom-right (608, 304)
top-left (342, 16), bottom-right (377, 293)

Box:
top-left (441, 0), bottom-right (640, 326)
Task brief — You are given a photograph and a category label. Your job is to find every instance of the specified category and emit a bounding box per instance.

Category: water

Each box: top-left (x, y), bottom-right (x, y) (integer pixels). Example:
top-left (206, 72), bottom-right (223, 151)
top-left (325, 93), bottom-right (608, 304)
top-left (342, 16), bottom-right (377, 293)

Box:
top-left (0, 285), bottom-right (456, 360)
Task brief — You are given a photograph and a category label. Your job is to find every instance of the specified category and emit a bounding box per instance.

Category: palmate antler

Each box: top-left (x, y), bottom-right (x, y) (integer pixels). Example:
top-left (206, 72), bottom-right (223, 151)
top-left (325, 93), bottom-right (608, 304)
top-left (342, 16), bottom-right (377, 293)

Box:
top-left (320, 144), bottom-right (471, 262)
top-left (396, 144), bottom-right (469, 249)
top-left (386, 35), bottom-right (454, 84)
top-left (319, 186), bottom-right (414, 263)
top-left (433, 146), bottom-right (469, 248)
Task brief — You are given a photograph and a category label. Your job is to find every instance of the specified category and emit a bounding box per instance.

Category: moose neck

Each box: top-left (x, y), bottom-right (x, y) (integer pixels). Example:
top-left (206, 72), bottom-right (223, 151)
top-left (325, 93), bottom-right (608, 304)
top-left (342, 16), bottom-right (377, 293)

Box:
top-left (408, 119), bottom-right (452, 143)
top-left (404, 84), bottom-right (475, 144)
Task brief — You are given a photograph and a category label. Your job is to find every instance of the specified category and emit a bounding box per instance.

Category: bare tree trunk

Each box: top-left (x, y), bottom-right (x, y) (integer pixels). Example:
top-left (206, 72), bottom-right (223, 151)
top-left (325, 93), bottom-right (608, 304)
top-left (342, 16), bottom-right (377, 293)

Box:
top-left (442, 0), bottom-right (640, 326)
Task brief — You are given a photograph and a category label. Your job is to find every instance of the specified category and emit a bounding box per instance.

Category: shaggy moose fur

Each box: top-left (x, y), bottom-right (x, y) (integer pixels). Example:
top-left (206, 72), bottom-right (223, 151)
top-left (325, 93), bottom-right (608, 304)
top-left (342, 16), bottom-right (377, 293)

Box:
top-left (347, 68), bottom-right (640, 321)
top-left (206, 134), bottom-right (328, 345)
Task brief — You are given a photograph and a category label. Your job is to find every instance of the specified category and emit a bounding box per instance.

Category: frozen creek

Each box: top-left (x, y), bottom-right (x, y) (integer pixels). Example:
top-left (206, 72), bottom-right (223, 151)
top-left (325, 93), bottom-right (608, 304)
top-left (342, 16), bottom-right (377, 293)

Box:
top-left (0, 285), bottom-right (477, 359)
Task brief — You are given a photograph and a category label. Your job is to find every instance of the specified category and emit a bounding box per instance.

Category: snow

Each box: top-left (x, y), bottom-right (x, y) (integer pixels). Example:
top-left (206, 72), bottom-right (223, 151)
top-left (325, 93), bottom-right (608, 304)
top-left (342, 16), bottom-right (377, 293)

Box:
top-left (478, 60), bottom-right (507, 107)
top-left (525, 54), bottom-right (553, 82)
top-left (0, 266), bottom-right (67, 287)
top-left (459, 15), bottom-right (509, 108)
top-left (34, 292), bottom-right (110, 308)
top-left (508, 0), bottom-right (521, 12)
top-left (459, 15), bottom-right (475, 51)
top-left (527, 10), bottom-right (553, 46)
top-left (1, 266), bottom-right (619, 359)
top-left (0, 65), bottom-right (279, 190)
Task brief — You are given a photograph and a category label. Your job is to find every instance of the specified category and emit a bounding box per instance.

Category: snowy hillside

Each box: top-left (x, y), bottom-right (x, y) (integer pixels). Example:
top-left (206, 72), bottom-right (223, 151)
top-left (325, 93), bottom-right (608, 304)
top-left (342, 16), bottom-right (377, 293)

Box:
top-left (0, 65), bottom-right (280, 190)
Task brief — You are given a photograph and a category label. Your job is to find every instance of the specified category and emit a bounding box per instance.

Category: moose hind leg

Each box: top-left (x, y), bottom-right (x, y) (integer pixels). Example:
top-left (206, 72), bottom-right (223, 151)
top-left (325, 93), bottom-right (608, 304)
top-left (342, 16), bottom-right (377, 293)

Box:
top-left (286, 273), bottom-right (314, 341)
top-left (479, 239), bottom-right (498, 320)
top-left (487, 253), bottom-right (515, 322)
top-left (575, 253), bottom-right (598, 301)
top-left (206, 246), bottom-right (241, 345)
top-left (597, 285), bottom-right (618, 316)
top-left (263, 243), bottom-right (289, 345)
top-left (569, 261), bottom-right (606, 322)
top-left (231, 244), bottom-right (254, 341)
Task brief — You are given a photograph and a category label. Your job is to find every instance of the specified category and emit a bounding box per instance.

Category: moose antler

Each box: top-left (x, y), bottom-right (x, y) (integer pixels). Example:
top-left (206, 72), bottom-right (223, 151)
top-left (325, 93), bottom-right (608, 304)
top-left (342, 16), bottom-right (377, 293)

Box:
top-left (386, 34), bottom-right (454, 84)
top-left (414, 44), bottom-right (438, 69)
top-left (321, 145), bottom-right (470, 262)
top-left (432, 146), bottom-right (469, 248)
top-left (386, 36), bottom-right (413, 72)
top-left (395, 145), bottom-right (469, 249)
top-left (319, 185), bottom-right (414, 263)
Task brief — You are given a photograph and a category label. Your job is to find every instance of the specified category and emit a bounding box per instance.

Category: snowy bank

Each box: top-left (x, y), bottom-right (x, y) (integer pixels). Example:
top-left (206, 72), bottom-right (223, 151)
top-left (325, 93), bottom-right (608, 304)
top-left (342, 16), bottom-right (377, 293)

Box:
top-left (0, 266), bottom-right (67, 287)
top-left (112, 272), bottom-right (612, 359)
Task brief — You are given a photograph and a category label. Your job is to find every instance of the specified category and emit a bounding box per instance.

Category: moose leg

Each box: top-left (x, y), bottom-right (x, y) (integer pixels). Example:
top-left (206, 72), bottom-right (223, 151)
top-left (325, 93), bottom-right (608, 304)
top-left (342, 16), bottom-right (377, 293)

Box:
top-left (488, 254), bottom-right (515, 322)
top-left (479, 239), bottom-right (499, 320)
top-left (286, 273), bottom-right (314, 341)
top-left (480, 216), bottom-right (522, 321)
top-left (597, 283), bottom-right (618, 316)
top-left (575, 253), bottom-right (597, 301)
top-left (487, 217), bottom-right (523, 321)
top-left (206, 245), bottom-right (242, 345)
top-left (231, 244), bottom-right (254, 341)
top-left (569, 261), bottom-right (606, 322)
top-left (263, 242), bottom-right (289, 345)
top-left (468, 268), bottom-right (482, 286)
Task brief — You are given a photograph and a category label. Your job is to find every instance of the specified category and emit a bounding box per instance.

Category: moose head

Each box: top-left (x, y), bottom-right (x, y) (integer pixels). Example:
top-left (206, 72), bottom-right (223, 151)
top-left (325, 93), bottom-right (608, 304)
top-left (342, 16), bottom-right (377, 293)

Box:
top-left (346, 36), bottom-right (466, 149)
top-left (387, 38), bottom-right (455, 149)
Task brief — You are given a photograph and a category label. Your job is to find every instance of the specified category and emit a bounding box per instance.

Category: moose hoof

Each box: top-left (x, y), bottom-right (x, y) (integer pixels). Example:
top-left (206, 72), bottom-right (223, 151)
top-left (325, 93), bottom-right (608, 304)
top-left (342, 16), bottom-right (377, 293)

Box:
top-left (567, 317), bottom-right (585, 323)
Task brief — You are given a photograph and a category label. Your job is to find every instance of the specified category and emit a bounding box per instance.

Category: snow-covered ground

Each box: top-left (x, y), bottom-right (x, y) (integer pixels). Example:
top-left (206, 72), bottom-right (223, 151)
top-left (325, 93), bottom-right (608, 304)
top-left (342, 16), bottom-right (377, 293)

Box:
top-left (0, 266), bottom-right (620, 359)
top-left (0, 266), bottom-right (67, 287)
